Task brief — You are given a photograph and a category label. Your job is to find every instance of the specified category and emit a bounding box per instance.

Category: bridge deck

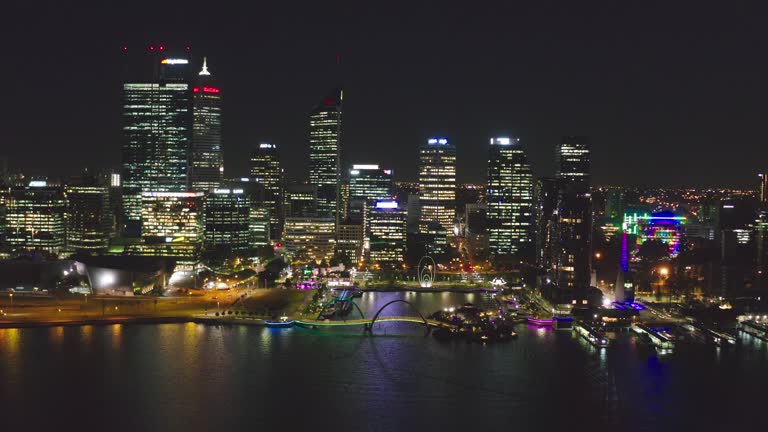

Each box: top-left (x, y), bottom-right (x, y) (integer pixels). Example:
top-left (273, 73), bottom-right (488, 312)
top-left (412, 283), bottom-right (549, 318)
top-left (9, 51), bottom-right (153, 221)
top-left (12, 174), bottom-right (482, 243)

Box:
top-left (296, 316), bottom-right (452, 328)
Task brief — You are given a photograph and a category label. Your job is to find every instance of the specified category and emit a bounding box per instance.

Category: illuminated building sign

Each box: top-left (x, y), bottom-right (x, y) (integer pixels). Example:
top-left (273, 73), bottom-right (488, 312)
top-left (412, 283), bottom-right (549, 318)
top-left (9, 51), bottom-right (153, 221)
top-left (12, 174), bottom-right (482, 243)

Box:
top-left (161, 58), bottom-right (189, 65)
top-left (259, 143), bottom-right (274, 149)
top-left (375, 200), bottom-right (399, 209)
top-left (203, 86), bottom-right (220, 93)
top-left (28, 180), bottom-right (47, 187)
top-left (427, 138), bottom-right (449, 145)
top-left (352, 164), bottom-right (379, 170)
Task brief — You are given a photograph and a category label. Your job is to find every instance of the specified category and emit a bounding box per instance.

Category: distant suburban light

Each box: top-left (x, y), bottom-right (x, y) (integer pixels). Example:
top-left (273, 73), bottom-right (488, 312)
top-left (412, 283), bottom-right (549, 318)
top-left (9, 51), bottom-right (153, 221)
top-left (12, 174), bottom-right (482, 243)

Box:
top-left (375, 200), bottom-right (398, 209)
top-left (28, 180), bottom-right (47, 187)
top-left (352, 164), bottom-right (379, 170)
top-left (161, 58), bottom-right (189, 65)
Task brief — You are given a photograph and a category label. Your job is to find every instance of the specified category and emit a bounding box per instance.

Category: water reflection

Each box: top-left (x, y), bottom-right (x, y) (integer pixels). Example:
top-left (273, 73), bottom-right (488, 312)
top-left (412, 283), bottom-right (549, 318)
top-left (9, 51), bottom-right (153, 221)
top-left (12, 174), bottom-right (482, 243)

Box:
top-left (111, 324), bottom-right (122, 350)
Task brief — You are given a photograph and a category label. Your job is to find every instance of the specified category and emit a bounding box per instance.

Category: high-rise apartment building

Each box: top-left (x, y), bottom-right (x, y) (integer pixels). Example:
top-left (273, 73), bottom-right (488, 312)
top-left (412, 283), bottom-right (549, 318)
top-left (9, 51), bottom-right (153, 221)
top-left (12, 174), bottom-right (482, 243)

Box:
top-left (486, 137), bottom-right (533, 257)
top-left (550, 136), bottom-right (592, 289)
top-left (418, 138), bottom-right (456, 236)
top-left (308, 88), bottom-right (343, 224)
top-left (250, 143), bottom-right (283, 239)
top-left (189, 58), bottom-right (223, 192)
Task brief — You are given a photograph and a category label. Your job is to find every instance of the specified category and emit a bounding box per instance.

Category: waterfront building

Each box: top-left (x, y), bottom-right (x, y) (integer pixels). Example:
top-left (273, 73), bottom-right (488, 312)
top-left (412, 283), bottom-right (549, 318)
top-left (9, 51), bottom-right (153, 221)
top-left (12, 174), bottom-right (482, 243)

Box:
top-left (418, 138), bottom-right (456, 236)
top-left (203, 188), bottom-right (250, 253)
top-left (486, 137), bottom-right (534, 257)
top-left (550, 136), bottom-right (592, 289)
top-left (250, 143), bottom-right (283, 239)
top-left (308, 88), bottom-right (343, 224)
top-left (5, 181), bottom-right (66, 254)
top-left (65, 181), bottom-right (112, 253)
top-left (189, 58), bottom-right (224, 192)
top-left (121, 53), bottom-right (192, 236)
top-left (283, 217), bottom-right (336, 263)
top-left (368, 200), bottom-right (407, 269)
top-left (139, 191), bottom-right (203, 268)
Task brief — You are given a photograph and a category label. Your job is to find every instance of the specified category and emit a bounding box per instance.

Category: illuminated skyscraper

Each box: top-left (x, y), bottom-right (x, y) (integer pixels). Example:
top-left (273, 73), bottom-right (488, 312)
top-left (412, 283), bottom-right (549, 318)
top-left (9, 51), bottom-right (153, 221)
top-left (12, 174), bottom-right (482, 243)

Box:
top-left (368, 200), bottom-right (407, 268)
top-left (283, 217), bottom-right (336, 263)
top-left (140, 192), bottom-right (203, 269)
top-left (308, 88), bottom-right (343, 224)
top-left (418, 138), bottom-right (456, 236)
top-left (121, 53), bottom-right (192, 236)
top-left (551, 136), bottom-right (592, 289)
top-left (204, 188), bottom-right (250, 253)
top-left (5, 181), bottom-right (67, 254)
top-left (347, 164), bottom-right (393, 224)
top-left (250, 143), bottom-right (283, 239)
top-left (189, 58), bottom-right (223, 192)
top-left (65, 179), bottom-right (112, 253)
top-left (760, 173), bottom-right (768, 204)
top-left (486, 137), bottom-right (534, 257)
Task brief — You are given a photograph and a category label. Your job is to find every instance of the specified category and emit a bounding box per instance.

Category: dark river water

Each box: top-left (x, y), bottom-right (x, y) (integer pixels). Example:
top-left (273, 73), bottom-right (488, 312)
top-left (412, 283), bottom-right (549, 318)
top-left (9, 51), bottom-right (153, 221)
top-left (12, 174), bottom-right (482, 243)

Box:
top-left (1, 291), bottom-right (767, 431)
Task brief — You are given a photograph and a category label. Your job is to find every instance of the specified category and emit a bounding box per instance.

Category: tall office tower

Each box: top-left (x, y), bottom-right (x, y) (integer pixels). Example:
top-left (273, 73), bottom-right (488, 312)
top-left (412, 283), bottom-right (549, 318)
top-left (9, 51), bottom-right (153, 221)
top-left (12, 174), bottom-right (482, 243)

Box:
top-left (536, 177), bottom-right (559, 270)
top-left (551, 136), bottom-right (592, 289)
top-left (189, 58), bottom-right (223, 192)
top-left (486, 137), bottom-right (534, 257)
top-left (308, 88), bottom-right (343, 224)
top-left (5, 181), bottom-right (66, 254)
top-left (140, 192), bottom-right (204, 269)
top-left (605, 189), bottom-right (624, 220)
top-left (250, 143), bottom-right (283, 239)
top-left (368, 200), bottom-right (407, 269)
top-left (418, 138), bottom-right (457, 236)
top-left (347, 164), bottom-right (393, 224)
top-left (65, 179), bottom-right (112, 253)
top-left (204, 187), bottom-right (250, 253)
top-left (759, 173), bottom-right (768, 204)
top-left (121, 52), bottom-right (193, 236)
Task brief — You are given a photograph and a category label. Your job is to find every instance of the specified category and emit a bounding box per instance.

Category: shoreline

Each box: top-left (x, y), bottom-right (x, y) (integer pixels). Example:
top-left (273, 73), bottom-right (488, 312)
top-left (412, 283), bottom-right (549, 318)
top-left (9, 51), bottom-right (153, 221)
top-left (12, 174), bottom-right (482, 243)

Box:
top-left (359, 286), bottom-right (499, 293)
top-left (0, 315), bottom-right (283, 330)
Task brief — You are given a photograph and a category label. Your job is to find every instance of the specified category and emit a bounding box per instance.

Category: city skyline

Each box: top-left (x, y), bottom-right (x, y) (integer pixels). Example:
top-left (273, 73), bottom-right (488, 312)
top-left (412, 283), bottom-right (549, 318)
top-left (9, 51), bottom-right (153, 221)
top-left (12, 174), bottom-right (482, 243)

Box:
top-left (3, 2), bottom-right (768, 187)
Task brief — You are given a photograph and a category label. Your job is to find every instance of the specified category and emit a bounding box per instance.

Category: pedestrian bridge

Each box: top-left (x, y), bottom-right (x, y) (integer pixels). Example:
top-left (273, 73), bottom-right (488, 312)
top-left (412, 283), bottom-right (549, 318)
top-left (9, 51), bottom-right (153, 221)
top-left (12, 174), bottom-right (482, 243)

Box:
top-left (297, 299), bottom-right (457, 332)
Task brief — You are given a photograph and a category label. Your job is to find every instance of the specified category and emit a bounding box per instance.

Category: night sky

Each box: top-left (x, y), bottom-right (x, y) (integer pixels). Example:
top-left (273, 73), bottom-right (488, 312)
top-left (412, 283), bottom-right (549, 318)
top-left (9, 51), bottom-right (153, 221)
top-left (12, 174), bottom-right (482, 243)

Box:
top-left (2, 1), bottom-right (767, 186)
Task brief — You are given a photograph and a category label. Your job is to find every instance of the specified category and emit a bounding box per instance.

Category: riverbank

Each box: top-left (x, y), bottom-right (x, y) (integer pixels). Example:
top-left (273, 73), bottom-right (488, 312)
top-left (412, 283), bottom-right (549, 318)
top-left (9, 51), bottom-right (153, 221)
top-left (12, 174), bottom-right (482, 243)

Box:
top-left (360, 285), bottom-right (498, 293)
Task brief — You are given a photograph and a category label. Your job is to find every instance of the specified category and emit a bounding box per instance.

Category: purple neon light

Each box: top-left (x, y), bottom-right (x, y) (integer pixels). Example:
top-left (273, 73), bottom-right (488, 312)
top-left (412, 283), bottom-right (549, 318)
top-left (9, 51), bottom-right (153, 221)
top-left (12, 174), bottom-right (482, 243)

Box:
top-left (620, 231), bottom-right (629, 273)
top-left (527, 317), bottom-right (554, 325)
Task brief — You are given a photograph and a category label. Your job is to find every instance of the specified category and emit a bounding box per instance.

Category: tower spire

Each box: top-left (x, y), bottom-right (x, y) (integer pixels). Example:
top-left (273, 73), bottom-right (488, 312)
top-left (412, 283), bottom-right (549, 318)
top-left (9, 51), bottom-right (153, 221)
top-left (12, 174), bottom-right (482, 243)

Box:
top-left (199, 57), bottom-right (211, 76)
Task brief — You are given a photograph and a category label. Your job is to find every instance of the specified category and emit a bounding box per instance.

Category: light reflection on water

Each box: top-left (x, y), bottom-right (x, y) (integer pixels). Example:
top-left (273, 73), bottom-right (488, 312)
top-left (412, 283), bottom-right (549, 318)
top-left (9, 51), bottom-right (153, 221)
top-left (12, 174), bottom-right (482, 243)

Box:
top-left (0, 292), bottom-right (767, 431)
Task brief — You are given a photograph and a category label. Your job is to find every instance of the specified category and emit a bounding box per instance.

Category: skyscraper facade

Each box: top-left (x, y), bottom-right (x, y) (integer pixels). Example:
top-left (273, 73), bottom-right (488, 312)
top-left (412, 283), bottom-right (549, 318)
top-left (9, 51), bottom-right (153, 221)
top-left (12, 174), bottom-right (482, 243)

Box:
top-left (140, 191), bottom-right (204, 268)
top-left (347, 164), bottom-right (393, 224)
top-left (65, 183), bottom-right (112, 253)
top-left (551, 136), bottom-right (592, 289)
top-left (121, 55), bottom-right (192, 236)
top-left (203, 188), bottom-right (250, 253)
top-left (486, 137), bottom-right (534, 257)
top-left (250, 143), bottom-right (283, 240)
top-left (368, 200), bottom-right (407, 269)
top-left (418, 138), bottom-right (456, 236)
top-left (5, 181), bottom-right (66, 254)
top-left (308, 88), bottom-right (343, 224)
top-left (189, 58), bottom-right (223, 192)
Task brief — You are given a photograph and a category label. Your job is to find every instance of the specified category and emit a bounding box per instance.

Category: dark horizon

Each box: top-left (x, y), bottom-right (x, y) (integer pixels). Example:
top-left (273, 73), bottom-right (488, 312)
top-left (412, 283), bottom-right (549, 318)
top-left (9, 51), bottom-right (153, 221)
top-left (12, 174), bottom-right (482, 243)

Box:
top-left (2, 1), bottom-right (767, 187)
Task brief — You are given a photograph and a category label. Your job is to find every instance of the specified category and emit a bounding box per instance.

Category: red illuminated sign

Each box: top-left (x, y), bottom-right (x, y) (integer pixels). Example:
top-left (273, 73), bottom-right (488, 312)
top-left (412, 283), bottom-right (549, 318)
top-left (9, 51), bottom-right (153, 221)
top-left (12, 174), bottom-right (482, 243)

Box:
top-left (193, 87), bottom-right (199, 93)
top-left (203, 86), bottom-right (220, 94)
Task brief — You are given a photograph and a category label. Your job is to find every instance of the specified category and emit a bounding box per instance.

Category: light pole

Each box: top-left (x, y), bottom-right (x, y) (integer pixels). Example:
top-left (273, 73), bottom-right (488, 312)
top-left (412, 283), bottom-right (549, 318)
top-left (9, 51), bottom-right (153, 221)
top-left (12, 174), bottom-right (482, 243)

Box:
top-left (659, 267), bottom-right (670, 310)
top-left (9, 293), bottom-right (13, 314)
